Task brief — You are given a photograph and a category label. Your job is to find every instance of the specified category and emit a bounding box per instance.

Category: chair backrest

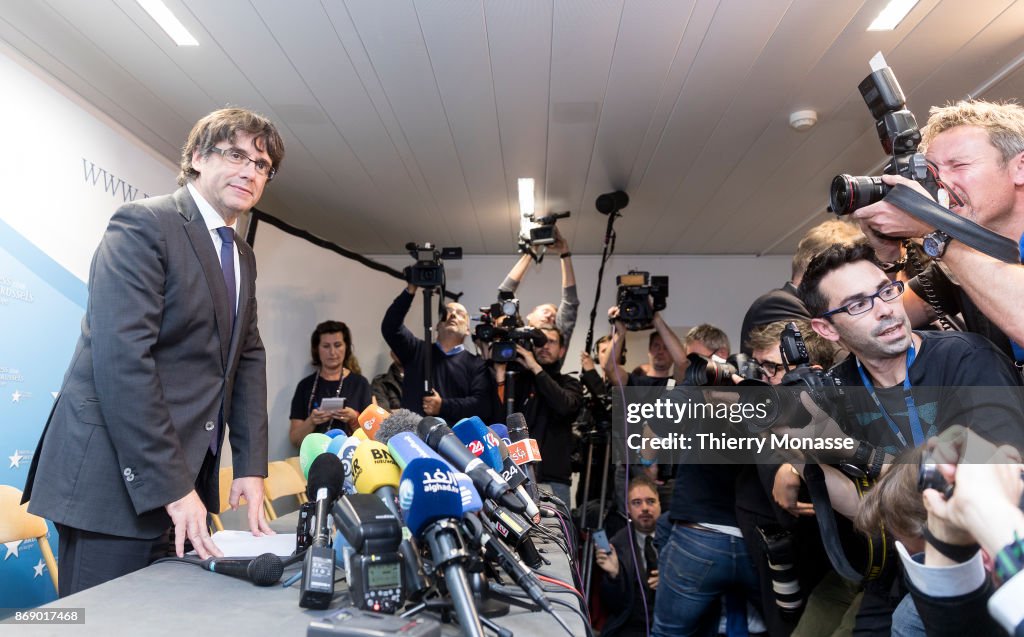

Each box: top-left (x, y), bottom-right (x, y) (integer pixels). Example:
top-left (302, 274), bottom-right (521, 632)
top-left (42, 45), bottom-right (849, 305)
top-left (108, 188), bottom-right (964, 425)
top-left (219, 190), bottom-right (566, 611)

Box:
top-left (262, 461), bottom-right (308, 520)
top-left (0, 485), bottom-right (59, 593)
top-left (284, 456), bottom-right (304, 482)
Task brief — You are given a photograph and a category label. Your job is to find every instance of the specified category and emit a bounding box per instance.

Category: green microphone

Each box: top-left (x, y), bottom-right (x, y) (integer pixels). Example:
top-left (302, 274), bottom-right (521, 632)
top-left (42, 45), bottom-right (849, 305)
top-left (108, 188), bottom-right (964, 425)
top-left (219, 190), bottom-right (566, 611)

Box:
top-left (299, 433), bottom-right (332, 479)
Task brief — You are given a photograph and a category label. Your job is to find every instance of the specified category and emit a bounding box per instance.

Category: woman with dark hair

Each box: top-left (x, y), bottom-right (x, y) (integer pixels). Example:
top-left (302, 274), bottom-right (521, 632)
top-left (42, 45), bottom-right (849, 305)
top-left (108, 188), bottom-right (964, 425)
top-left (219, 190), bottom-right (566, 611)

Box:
top-left (288, 320), bottom-right (372, 446)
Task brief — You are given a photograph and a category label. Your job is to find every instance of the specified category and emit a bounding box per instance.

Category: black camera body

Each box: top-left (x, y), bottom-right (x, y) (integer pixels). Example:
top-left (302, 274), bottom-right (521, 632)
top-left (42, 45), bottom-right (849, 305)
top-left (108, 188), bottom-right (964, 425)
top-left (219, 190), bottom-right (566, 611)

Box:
top-left (615, 271), bottom-right (669, 331)
top-left (403, 242), bottom-right (462, 288)
top-left (474, 292), bottom-right (546, 363)
top-left (829, 64), bottom-right (945, 215)
top-left (521, 211), bottom-right (571, 246)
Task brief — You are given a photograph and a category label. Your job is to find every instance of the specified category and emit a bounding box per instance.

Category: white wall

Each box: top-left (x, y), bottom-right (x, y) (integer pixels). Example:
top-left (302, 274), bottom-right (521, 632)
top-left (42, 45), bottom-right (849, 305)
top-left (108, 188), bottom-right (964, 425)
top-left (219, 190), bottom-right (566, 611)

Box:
top-left (252, 221), bottom-right (792, 464)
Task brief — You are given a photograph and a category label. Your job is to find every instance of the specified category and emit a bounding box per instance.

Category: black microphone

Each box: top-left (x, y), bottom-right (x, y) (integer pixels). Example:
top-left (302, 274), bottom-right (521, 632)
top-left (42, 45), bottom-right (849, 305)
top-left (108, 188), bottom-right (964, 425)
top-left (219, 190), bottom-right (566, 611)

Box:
top-left (481, 500), bottom-right (543, 569)
top-left (506, 413), bottom-right (540, 502)
top-left (417, 416), bottom-right (526, 514)
top-left (462, 513), bottom-right (551, 612)
top-left (301, 453), bottom-right (345, 609)
top-left (183, 553), bottom-right (284, 586)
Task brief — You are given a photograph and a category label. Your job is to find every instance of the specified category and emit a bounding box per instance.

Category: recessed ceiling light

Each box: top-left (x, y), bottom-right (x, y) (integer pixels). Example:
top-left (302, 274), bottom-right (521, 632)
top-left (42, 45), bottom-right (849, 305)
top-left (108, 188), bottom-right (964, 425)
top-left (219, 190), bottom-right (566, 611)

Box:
top-left (137, 0), bottom-right (199, 46)
top-left (518, 178), bottom-right (535, 217)
top-left (867, 0), bottom-right (919, 31)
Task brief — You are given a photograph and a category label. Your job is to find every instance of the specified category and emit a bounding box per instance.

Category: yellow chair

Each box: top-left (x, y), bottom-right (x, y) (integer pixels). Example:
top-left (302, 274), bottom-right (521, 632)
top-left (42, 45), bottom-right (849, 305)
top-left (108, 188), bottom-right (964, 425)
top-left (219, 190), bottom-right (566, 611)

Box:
top-left (211, 466), bottom-right (246, 532)
top-left (284, 456), bottom-right (304, 482)
top-left (0, 485), bottom-right (59, 594)
top-left (262, 461), bottom-right (308, 521)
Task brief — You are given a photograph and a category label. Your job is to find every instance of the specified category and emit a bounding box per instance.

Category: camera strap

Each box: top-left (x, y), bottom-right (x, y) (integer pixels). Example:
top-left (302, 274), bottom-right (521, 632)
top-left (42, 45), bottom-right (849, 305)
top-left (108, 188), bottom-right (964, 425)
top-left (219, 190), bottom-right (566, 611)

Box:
top-left (855, 344), bottom-right (923, 448)
top-left (803, 464), bottom-right (887, 583)
top-left (884, 185), bottom-right (1020, 263)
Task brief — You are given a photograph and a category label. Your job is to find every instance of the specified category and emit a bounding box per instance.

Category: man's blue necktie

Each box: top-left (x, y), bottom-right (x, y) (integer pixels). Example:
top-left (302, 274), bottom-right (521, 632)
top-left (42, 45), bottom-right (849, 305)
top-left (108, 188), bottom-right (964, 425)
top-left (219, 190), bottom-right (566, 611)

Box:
top-left (216, 227), bottom-right (236, 324)
top-left (212, 226), bottom-right (235, 454)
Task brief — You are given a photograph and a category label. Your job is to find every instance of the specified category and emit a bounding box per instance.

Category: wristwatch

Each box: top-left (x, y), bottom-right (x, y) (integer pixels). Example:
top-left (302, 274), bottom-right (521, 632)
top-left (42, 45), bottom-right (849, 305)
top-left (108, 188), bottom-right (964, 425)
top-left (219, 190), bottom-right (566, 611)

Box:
top-left (922, 229), bottom-right (951, 259)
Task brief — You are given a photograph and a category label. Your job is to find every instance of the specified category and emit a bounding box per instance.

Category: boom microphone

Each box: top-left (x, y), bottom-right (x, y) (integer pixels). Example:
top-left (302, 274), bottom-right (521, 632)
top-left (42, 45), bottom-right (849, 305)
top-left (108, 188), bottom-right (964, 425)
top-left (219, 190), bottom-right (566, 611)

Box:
top-left (417, 416), bottom-right (525, 514)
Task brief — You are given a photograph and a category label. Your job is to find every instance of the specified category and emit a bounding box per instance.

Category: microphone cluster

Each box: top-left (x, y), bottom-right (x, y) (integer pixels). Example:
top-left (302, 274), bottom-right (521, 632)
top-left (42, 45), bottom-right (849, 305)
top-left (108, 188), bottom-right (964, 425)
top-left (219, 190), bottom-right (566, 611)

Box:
top-left (289, 403), bottom-right (570, 635)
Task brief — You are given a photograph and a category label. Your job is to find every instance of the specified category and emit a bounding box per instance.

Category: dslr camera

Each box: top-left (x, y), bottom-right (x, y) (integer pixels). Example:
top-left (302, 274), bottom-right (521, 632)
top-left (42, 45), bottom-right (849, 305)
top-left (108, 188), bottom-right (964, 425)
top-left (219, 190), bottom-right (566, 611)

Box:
top-left (829, 58), bottom-right (956, 215)
top-left (403, 242), bottom-right (462, 288)
top-left (745, 322), bottom-right (844, 433)
top-left (685, 352), bottom-right (763, 386)
top-left (615, 271), bottom-right (669, 331)
top-left (474, 292), bottom-right (547, 363)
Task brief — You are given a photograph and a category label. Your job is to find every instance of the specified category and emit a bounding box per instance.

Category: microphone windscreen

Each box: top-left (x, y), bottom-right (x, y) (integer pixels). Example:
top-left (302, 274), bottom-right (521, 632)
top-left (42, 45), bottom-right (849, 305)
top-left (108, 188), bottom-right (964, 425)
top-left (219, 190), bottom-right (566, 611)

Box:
top-left (490, 424), bottom-right (511, 445)
top-left (399, 458), bottom-right (463, 537)
top-left (352, 428), bottom-right (369, 441)
top-left (324, 428), bottom-right (345, 438)
top-left (453, 417), bottom-right (502, 472)
top-left (326, 432), bottom-right (349, 457)
top-left (357, 403), bottom-right (391, 440)
top-left (249, 553), bottom-right (285, 586)
top-left (387, 433), bottom-right (481, 514)
top-left (299, 433), bottom-right (333, 478)
top-left (457, 473), bottom-right (483, 513)
top-left (375, 408), bottom-right (422, 445)
top-left (306, 453), bottom-right (345, 502)
top-left (488, 427), bottom-right (510, 460)
top-left (352, 440), bottom-right (401, 493)
top-left (506, 413), bottom-right (529, 442)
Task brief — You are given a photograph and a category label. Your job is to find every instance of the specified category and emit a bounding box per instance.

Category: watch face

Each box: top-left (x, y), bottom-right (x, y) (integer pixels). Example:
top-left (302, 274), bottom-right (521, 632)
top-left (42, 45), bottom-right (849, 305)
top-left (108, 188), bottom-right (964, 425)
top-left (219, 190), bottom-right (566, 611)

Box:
top-left (923, 234), bottom-right (945, 258)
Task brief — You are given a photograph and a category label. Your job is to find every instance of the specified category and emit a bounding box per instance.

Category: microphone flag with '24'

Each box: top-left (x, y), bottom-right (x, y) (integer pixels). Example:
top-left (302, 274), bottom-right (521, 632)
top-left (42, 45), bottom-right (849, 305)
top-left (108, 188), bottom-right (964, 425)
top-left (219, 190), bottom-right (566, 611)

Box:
top-left (454, 417), bottom-right (539, 521)
top-left (387, 432), bottom-right (482, 514)
top-left (417, 416), bottom-right (525, 514)
top-left (400, 458), bottom-right (485, 637)
top-left (351, 440), bottom-right (402, 520)
top-left (300, 453), bottom-right (345, 609)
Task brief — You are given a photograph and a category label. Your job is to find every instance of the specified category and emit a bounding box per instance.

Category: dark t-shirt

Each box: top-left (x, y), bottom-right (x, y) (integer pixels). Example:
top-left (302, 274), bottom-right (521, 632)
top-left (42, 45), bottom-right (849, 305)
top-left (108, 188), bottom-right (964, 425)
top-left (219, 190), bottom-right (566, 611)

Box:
top-left (289, 371), bottom-right (372, 433)
top-left (829, 330), bottom-right (1024, 455)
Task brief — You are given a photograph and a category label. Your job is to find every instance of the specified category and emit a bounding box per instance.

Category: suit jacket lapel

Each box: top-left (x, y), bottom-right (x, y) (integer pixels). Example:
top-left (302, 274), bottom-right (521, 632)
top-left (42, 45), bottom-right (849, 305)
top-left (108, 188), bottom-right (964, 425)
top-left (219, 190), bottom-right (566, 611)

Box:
top-left (226, 238), bottom-right (252, 367)
top-left (176, 188), bottom-right (232, 368)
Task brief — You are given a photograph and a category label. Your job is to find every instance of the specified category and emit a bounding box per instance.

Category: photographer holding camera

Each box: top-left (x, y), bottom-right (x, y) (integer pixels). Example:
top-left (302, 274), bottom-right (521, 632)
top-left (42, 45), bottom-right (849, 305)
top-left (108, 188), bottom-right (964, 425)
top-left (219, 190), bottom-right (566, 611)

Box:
top-left (842, 97), bottom-right (1024, 363)
top-left (380, 281), bottom-right (490, 422)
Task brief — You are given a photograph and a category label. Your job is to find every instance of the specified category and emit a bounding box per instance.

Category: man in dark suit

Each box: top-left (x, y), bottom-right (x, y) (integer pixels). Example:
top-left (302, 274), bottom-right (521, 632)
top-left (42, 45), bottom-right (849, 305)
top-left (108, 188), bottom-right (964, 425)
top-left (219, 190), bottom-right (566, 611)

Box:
top-left (23, 108), bottom-right (285, 596)
top-left (595, 475), bottom-right (661, 637)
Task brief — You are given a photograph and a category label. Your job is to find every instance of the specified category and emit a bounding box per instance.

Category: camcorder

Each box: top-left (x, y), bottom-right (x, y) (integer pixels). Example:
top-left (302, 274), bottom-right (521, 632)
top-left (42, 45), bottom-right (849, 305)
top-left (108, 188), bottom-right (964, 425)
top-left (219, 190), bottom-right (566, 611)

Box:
top-left (829, 57), bottom-right (960, 215)
top-left (519, 211), bottom-right (571, 248)
top-left (474, 292), bottom-right (547, 363)
top-left (403, 242), bottom-right (462, 289)
top-left (615, 271), bottom-right (669, 331)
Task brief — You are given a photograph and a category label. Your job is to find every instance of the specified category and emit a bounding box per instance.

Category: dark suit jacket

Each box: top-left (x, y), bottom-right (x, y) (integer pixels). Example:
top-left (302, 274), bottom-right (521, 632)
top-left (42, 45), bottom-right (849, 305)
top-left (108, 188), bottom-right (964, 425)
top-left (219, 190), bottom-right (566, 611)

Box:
top-left (600, 527), bottom-right (656, 637)
top-left (24, 187), bottom-right (268, 539)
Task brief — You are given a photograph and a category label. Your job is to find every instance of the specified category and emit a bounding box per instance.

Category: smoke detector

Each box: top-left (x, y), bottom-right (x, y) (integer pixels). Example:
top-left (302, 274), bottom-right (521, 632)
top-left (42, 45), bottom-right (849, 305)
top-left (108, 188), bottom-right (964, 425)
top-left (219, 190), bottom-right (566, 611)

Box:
top-left (789, 109), bottom-right (818, 131)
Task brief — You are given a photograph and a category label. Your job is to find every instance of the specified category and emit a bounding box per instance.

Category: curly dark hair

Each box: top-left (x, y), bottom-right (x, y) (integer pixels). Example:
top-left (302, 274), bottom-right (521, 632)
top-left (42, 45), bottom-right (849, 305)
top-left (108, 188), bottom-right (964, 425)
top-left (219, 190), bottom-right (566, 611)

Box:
top-left (797, 243), bottom-right (878, 318)
top-left (310, 320), bottom-right (361, 375)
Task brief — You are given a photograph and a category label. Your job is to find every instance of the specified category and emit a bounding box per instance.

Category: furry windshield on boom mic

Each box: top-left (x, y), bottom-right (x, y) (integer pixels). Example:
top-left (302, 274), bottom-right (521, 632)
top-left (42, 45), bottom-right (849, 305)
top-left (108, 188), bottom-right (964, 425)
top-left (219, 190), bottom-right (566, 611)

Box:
top-left (374, 408), bottom-right (423, 445)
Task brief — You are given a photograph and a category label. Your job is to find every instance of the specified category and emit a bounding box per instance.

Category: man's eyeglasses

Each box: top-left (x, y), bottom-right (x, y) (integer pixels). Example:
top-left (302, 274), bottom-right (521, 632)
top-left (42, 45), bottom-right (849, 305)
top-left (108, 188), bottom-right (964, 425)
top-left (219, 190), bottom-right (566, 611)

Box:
top-left (755, 360), bottom-right (784, 377)
top-left (820, 280), bottom-right (905, 319)
top-left (208, 146), bottom-right (276, 180)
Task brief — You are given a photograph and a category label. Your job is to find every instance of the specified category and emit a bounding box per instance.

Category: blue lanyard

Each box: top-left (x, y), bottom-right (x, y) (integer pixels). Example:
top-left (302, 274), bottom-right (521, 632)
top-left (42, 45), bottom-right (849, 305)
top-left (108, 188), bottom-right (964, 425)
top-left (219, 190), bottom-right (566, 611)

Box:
top-left (856, 343), bottom-right (925, 448)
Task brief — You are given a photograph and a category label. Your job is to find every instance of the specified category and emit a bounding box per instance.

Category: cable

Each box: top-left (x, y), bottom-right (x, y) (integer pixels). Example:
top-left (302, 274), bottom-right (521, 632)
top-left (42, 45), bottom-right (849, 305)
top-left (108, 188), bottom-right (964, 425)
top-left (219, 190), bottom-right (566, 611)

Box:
top-left (537, 574), bottom-right (584, 601)
top-left (549, 597), bottom-right (595, 637)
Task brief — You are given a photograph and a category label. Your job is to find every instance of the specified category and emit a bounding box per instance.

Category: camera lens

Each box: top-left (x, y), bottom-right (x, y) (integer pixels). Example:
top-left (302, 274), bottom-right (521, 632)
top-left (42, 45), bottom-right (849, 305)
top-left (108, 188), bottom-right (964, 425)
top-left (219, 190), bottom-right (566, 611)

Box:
top-left (829, 174), bottom-right (888, 215)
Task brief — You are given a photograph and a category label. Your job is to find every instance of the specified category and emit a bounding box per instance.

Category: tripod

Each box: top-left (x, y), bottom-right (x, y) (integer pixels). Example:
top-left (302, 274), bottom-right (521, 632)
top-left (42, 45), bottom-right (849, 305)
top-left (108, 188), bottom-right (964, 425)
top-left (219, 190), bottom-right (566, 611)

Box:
top-left (577, 417), bottom-right (613, 601)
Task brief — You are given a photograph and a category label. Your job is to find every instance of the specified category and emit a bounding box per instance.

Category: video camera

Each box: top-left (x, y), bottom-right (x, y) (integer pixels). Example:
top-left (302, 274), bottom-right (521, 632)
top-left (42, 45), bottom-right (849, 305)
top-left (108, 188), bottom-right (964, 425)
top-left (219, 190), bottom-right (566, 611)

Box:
top-left (829, 55), bottom-right (959, 215)
top-left (520, 211), bottom-right (571, 247)
top-left (615, 271), bottom-right (669, 331)
top-left (474, 292), bottom-right (547, 363)
top-left (403, 242), bottom-right (462, 289)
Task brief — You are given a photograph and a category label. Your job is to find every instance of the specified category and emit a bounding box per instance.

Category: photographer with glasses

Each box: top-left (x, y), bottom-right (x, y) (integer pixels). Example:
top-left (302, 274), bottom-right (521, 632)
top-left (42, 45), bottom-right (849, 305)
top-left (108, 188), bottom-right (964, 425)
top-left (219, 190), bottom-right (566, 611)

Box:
top-left (776, 243), bottom-right (1024, 636)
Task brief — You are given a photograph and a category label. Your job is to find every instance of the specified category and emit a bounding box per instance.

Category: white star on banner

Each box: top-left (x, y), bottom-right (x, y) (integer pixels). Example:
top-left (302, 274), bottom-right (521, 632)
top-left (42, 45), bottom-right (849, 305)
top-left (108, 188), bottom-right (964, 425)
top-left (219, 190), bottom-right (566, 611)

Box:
top-left (9, 450), bottom-right (25, 468)
top-left (3, 540), bottom-right (22, 559)
top-left (33, 559), bottom-right (45, 577)
top-left (11, 390), bottom-right (22, 402)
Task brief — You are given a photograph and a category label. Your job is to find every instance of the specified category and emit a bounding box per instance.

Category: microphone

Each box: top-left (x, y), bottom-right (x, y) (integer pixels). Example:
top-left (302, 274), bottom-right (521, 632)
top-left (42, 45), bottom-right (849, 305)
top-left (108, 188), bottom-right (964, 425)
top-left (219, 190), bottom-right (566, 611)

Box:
top-left (324, 428), bottom-right (346, 438)
top-left (481, 499), bottom-right (543, 569)
top-left (299, 433), bottom-right (333, 478)
top-left (325, 431), bottom-right (349, 457)
top-left (387, 432), bottom-right (482, 514)
top-left (453, 417), bottom-right (503, 472)
top-left (461, 514), bottom-right (551, 612)
top-left (400, 458), bottom-right (485, 637)
top-left (182, 553), bottom-right (284, 586)
top-left (357, 401), bottom-right (391, 440)
top-left (488, 426), bottom-right (540, 522)
top-left (337, 436), bottom-right (363, 495)
top-left (417, 416), bottom-right (526, 514)
top-left (301, 453), bottom-right (345, 609)
top-left (455, 418), bottom-right (539, 521)
top-left (351, 440), bottom-right (402, 520)
top-left (374, 408), bottom-right (422, 445)
top-left (506, 413), bottom-right (541, 500)
top-left (490, 424), bottom-right (511, 446)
